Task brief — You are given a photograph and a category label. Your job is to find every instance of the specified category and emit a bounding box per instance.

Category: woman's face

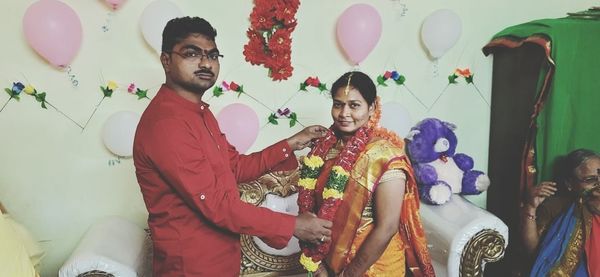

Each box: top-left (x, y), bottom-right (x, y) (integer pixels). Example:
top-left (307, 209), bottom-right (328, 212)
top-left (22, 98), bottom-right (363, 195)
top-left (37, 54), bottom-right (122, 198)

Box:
top-left (572, 156), bottom-right (600, 215)
top-left (331, 86), bottom-right (374, 136)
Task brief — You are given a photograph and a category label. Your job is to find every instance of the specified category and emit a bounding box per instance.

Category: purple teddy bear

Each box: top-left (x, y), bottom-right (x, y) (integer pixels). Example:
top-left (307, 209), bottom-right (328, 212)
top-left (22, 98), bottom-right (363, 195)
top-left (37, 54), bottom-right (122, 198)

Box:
top-left (406, 118), bottom-right (490, 205)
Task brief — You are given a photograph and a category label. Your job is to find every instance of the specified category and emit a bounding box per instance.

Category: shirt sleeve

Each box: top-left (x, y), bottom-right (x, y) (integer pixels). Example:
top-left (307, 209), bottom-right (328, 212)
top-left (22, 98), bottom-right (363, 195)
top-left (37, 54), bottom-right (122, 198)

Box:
top-left (147, 118), bottom-right (295, 248)
top-left (227, 139), bottom-right (298, 183)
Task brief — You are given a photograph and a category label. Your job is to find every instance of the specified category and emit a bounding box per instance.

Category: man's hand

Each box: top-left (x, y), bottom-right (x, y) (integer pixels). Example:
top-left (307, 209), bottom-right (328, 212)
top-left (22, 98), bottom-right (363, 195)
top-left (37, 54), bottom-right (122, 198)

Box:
top-left (287, 125), bottom-right (328, 151)
top-left (294, 212), bottom-right (332, 244)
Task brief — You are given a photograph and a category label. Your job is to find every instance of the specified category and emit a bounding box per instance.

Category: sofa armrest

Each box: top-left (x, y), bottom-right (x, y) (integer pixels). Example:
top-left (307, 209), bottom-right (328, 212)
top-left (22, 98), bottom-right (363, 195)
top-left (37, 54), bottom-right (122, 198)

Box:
top-left (58, 216), bottom-right (151, 277)
top-left (420, 194), bottom-right (508, 277)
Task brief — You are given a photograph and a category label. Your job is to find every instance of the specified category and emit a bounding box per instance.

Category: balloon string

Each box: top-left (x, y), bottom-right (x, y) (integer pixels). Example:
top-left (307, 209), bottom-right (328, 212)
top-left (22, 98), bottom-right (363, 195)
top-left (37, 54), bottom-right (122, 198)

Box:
top-left (66, 66), bottom-right (79, 87)
top-left (432, 59), bottom-right (439, 77)
top-left (101, 11), bottom-right (114, 32)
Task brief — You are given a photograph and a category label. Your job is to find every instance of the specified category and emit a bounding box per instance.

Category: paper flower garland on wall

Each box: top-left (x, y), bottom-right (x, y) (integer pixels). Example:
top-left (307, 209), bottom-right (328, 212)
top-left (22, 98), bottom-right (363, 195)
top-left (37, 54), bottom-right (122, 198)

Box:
top-left (2, 81), bottom-right (83, 129)
top-left (243, 0), bottom-right (300, 81)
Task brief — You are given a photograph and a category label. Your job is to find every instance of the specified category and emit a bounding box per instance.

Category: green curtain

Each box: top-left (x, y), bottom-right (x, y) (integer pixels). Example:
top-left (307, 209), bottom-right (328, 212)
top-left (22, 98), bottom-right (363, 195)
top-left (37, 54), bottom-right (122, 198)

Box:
top-left (491, 17), bottom-right (600, 183)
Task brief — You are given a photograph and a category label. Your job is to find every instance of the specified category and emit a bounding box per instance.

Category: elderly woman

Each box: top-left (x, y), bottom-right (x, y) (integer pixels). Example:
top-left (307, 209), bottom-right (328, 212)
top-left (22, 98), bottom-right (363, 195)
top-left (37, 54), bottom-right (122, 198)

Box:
top-left (296, 71), bottom-right (434, 277)
top-left (522, 149), bottom-right (600, 276)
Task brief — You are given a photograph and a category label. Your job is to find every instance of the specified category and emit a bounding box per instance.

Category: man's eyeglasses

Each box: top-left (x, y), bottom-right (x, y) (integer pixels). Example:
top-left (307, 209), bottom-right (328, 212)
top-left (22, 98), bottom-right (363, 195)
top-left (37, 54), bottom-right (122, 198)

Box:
top-left (168, 50), bottom-right (223, 62)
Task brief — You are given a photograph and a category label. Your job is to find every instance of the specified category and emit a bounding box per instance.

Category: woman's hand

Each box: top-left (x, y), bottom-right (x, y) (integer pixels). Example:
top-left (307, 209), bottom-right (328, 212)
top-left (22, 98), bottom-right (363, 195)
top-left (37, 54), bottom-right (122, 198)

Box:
top-left (525, 181), bottom-right (557, 210)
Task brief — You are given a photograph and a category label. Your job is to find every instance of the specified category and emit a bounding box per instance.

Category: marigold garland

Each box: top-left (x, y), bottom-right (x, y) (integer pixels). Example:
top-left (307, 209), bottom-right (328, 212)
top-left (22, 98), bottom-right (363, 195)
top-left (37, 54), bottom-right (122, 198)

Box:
top-left (243, 0), bottom-right (300, 81)
top-left (297, 126), bottom-right (371, 274)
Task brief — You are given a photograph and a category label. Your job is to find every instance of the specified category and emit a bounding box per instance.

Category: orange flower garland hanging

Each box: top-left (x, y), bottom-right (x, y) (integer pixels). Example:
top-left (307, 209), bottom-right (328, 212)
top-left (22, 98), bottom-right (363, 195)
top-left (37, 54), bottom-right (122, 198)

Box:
top-left (243, 0), bottom-right (300, 81)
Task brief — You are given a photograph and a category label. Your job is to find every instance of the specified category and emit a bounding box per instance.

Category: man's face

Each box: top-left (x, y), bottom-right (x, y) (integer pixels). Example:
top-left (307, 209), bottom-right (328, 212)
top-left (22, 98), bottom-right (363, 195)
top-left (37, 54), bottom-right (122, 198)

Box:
top-left (161, 33), bottom-right (220, 94)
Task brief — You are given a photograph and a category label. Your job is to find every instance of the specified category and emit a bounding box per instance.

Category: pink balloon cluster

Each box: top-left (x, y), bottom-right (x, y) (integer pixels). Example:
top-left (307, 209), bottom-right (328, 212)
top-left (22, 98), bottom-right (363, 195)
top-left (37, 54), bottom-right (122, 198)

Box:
top-left (23, 0), bottom-right (82, 68)
top-left (336, 4), bottom-right (382, 65)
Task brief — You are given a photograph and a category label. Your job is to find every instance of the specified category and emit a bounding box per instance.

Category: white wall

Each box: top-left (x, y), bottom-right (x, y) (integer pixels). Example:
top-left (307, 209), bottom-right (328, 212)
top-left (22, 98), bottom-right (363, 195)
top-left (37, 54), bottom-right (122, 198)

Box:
top-left (0, 0), bottom-right (595, 275)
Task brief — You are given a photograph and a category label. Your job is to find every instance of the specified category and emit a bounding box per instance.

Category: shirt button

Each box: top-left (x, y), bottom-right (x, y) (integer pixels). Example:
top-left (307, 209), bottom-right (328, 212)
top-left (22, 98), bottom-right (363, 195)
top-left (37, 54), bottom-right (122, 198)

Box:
top-left (283, 148), bottom-right (287, 152)
top-left (284, 154), bottom-right (289, 158)
top-left (200, 106), bottom-right (205, 110)
top-left (200, 194), bottom-right (206, 200)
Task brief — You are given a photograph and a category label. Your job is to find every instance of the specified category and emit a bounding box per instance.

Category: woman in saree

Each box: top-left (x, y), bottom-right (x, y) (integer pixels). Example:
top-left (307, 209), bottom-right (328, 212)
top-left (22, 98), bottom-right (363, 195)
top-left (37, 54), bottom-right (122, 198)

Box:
top-left (297, 71), bottom-right (435, 277)
top-left (523, 149), bottom-right (600, 276)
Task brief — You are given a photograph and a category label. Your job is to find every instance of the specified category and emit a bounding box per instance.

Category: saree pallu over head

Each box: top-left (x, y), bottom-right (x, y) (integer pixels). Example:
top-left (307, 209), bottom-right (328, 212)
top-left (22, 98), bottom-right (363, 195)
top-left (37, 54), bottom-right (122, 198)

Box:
top-left (530, 202), bottom-right (599, 277)
top-left (319, 138), bottom-right (434, 276)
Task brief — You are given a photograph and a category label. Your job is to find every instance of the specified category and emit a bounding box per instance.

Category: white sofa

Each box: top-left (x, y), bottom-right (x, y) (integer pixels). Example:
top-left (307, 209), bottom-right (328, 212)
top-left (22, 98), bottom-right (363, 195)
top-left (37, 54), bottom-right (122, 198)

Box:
top-left (238, 169), bottom-right (508, 277)
top-left (60, 172), bottom-right (508, 277)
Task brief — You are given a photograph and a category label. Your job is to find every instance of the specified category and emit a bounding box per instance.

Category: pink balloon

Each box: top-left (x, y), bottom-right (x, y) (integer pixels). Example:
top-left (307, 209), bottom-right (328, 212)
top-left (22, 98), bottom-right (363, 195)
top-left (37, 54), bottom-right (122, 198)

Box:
top-left (216, 103), bottom-right (259, 154)
top-left (104, 0), bottom-right (126, 10)
top-left (336, 4), bottom-right (382, 65)
top-left (23, 0), bottom-right (82, 68)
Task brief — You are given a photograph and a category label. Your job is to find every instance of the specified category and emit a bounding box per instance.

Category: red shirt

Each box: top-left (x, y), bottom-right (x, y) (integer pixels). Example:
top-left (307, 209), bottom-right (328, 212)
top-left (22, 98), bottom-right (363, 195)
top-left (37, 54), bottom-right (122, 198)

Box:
top-left (133, 85), bottom-right (297, 276)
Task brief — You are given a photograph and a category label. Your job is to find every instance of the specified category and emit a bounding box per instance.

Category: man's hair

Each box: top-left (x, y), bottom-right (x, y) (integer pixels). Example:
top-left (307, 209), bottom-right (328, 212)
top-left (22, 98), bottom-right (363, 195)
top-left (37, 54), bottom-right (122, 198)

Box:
top-left (162, 17), bottom-right (217, 53)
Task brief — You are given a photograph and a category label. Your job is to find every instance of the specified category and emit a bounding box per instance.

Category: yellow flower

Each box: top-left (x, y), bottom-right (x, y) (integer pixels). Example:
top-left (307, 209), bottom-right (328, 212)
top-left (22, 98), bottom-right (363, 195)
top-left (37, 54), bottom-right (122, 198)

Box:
top-left (331, 165), bottom-right (349, 177)
top-left (322, 188), bottom-right (343, 199)
top-left (107, 81), bottom-right (118, 91)
top-left (298, 178), bottom-right (317, 190)
top-left (299, 253), bottom-right (320, 272)
top-left (23, 85), bottom-right (36, 95)
top-left (303, 155), bottom-right (324, 169)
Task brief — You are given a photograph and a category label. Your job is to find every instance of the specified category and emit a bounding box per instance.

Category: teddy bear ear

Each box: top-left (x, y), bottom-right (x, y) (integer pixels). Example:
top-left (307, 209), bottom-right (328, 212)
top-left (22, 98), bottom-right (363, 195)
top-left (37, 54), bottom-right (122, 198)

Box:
top-left (405, 129), bottom-right (420, 141)
top-left (443, 121), bottom-right (457, 131)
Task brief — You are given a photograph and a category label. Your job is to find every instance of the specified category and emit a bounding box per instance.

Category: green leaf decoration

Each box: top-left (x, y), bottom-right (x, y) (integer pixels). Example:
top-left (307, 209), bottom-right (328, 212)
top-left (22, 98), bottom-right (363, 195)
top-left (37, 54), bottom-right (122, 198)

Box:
top-left (318, 83), bottom-right (328, 92)
top-left (448, 74), bottom-right (459, 84)
top-left (289, 112), bottom-right (297, 127)
top-left (394, 75), bottom-right (406, 85)
top-left (4, 88), bottom-right (12, 97)
top-left (136, 89), bottom-right (148, 100)
top-left (35, 92), bottom-right (47, 108)
top-left (238, 85), bottom-right (245, 93)
top-left (268, 113), bottom-right (278, 125)
top-left (465, 75), bottom-right (474, 84)
top-left (376, 75), bottom-right (387, 86)
top-left (212, 86), bottom-right (224, 97)
top-left (299, 82), bottom-right (308, 91)
top-left (100, 86), bottom-right (113, 97)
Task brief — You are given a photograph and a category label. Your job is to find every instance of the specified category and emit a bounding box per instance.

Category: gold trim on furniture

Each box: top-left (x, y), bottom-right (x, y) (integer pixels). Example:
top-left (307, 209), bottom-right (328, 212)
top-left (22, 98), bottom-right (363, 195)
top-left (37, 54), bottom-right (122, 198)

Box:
top-left (239, 168), bottom-right (303, 276)
top-left (460, 229), bottom-right (506, 277)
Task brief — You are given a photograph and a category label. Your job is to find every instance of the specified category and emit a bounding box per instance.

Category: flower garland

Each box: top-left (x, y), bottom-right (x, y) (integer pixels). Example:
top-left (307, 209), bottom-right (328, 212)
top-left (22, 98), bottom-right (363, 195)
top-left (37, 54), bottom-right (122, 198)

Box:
top-left (297, 126), bottom-right (372, 274)
top-left (127, 83), bottom-right (151, 100)
top-left (299, 76), bottom-right (328, 92)
top-left (376, 70), bottom-right (405, 86)
top-left (243, 0), bottom-right (300, 81)
top-left (448, 68), bottom-right (473, 84)
top-left (268, 107), bottom-right (298, 127)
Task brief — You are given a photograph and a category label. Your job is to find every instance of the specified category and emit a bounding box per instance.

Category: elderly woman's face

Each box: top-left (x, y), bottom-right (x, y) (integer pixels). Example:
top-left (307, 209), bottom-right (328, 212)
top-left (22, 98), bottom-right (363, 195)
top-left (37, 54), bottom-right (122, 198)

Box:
top-left (573, 157), bottom-right (600, 215)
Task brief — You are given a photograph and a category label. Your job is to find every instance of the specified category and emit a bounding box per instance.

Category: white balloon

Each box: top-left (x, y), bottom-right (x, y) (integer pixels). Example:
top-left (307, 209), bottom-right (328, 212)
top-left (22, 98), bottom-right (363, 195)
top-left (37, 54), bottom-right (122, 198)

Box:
top-left (253, 193), bottom-right (300, 256)
top-left (421, 9), bottom-right (462, 59)
top-left (101, 111), bottom-right (141, 157)
top-left (139, 0), bottom-right (183, 54)
top-left (380, 102), bottom-right (414, 138)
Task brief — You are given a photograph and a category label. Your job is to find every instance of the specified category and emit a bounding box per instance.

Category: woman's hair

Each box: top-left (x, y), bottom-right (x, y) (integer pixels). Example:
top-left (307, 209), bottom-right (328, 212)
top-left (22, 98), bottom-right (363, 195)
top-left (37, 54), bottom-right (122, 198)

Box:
top-left (162, 17), bottom-right (217, 53)
top-left (330, 71), bottom-right (377, 106)
top-left (553, 148), bottom-right (599, 190)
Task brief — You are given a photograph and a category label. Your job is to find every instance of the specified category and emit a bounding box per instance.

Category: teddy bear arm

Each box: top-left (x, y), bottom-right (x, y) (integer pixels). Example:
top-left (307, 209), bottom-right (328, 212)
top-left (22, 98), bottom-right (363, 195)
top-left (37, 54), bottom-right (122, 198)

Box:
top-left (453, 153), bottom-right (474, 171)
top-left (414, 163), bottom-right (438, 185)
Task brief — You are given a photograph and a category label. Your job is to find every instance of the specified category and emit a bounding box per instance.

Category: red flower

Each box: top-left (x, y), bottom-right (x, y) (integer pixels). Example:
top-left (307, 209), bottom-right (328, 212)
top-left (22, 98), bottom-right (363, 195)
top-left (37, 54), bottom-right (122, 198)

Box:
top-left (229, 81), bottom-right (240, 91)
top-left (383, 71), bottom-right (392, 80)
top-left (244, 0), bottom-right (300, 81)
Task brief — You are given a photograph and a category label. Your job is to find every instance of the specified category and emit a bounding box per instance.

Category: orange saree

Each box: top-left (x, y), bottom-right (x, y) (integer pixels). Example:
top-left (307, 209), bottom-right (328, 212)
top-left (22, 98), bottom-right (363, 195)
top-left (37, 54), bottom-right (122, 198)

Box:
top-left (314, 138), bottom-right (435, 276)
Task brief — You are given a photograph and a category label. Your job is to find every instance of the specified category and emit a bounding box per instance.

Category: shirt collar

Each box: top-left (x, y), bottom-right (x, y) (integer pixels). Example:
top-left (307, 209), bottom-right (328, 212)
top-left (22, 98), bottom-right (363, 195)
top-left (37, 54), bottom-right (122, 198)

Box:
top-left (158, 84), bottom-right (209, 113)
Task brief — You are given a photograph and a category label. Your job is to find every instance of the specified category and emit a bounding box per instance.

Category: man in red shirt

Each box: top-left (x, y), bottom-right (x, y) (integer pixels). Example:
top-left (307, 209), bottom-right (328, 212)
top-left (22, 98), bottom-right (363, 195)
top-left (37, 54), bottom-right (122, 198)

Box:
top-left (133, 17), bottom-right (332, 276)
